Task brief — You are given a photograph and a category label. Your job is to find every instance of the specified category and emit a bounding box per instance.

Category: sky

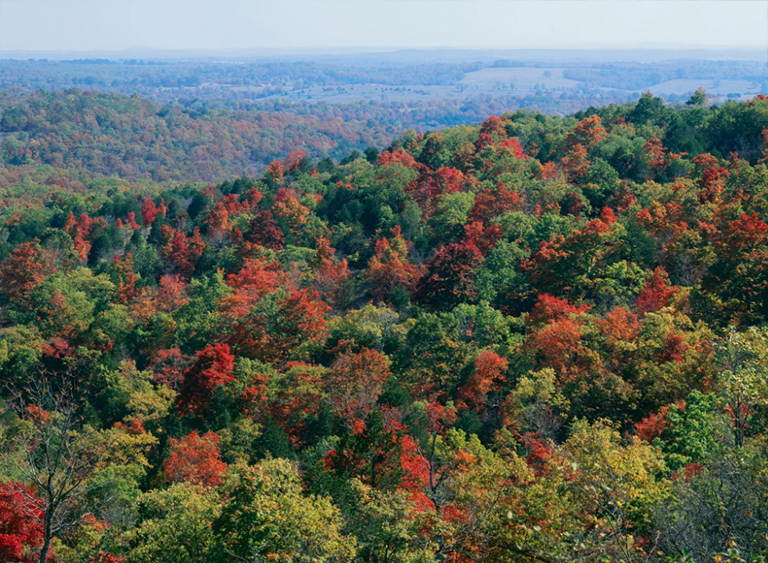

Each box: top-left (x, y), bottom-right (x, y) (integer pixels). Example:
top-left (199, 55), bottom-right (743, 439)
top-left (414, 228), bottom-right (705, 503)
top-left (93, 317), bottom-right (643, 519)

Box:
top-left (0, 0), bottom-right (766, 54)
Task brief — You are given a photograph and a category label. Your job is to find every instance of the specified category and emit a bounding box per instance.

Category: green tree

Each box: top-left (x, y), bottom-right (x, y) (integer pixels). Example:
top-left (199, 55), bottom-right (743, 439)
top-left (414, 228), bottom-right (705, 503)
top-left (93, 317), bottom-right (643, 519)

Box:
top-left (127, 483), bottom-right (222, 563)
top-left (213, 459), bottom-right (357, 563)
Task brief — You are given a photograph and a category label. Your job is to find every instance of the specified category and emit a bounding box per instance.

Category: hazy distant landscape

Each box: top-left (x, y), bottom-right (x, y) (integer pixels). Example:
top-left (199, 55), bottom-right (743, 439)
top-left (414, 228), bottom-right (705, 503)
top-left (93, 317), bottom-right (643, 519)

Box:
top-left (2, 49), bottom-right (765, 106)
top-left (1, 50), bottom-right (764, 179)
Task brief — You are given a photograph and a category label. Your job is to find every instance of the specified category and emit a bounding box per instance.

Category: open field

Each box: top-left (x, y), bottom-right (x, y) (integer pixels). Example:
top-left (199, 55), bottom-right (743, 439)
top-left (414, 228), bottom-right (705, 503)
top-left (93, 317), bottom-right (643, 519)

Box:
top-left (646, 78), bottom-right (763, 96)
top-left (459, 67), bottom-right (580, 90)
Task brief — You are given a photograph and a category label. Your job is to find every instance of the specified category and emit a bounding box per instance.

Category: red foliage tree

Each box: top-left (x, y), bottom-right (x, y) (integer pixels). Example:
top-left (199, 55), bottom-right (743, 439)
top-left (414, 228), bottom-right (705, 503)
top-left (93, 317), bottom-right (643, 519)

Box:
top-left (524, 215), bottom-right (616, 294)
top-left (635, 406), bottom-right (669, 442)
top-left (636, 267), bottom-right (679, 315)
top-left (366, 227), bottom-right (422, 302)
top-left (272, 189), bottom-right (310, 233)
top-left (241, 371), bottom-right (270, 419)
top-left (0, 482), bottom-right (44, 563)
top-left (643, 137), bottom-right (668, 173)
top-left (62, 211), bottom-right (79, 238)
top-left (185, 229), bottom-right (207, 275)
top-left (204, 193), bottom-right (252, 240)
top-left (457, 350), bottom-right (508, 412)
top-left (284, 150), bottom-right (307, 171)
top-left (719, 212), bottom-right (768, 254)
top-left (327, 348), bottom-right (392, 417)
top-left (273, 288), bottom-right (330, 351)
top-left (641, 138), bottom-right (685, 178)
top-left (468, 182), bottom-right (523, 224)
top-left (313, 237), bottom-right (350, 306)
top-left (528, 318), bottom-right (588, 382)
top-left (157, 274), bottom-right (190, 311)
top-left (475, 115), bottom-right (508, 150)
top-left (635, 200), bottom-right (686, 238)
top-left (72, 237), bottom-right (91, 263)
top-left (499, 137), bottom-right (528, 159)
top-left (126, 212), bottom-right (140, 230)
top-left (149, 348), bottom-right (193, 390)
top-left (657, 330), bottom-right (687, 364)
top-left (243, 210), bottom-right (285, 251)
top-left (692, 154), bottom-right (729, 202)
top-left (528, 294), bottom-right (590, 327)
top-left (462, 222), bottom-right (503, 256)
top-left (414, 242), bottom-right (483, 309)
top-left (0, 241), bottom-right (47, 302)
top-left (160, 226), bottom-right (206, 278)
top-left (600, 206), bottom-right (618, 225)
top-left (161, 431), bottom-right (227, 487)
top-left (230, 289), bottom-right (330, 363)
top-left (267, 161), bottom-right (284, 183)
top-left (177, 343), bottom-right (236, 417)
top-left (140, 197), bottom-right (160, 227)
top-left (405, 167), bottom-right (473, 218)
top-left (42, 337), bottom-right (75, 360)
top-left (561, 143), bottom-right (591, 182)
top-left (378, 148), bottom-right (419, 168)
top-left (524, 435), bottom-right (554, 476)
top-left (113, 253), bottom-right (138, 303)
top-left (566, 115), bottom-right (607, 150)
top-left (206, 200), bottom-right (232, 236)
top-left (221, 258), bottom-right (283, 319)
top-left (405, 168), bottom-right (442, 217)
top-left (595, 307), bottom-right (640, 344)
top-left (63, 212), bottom-right (99, 240)
top-left (432, 166), bottom-right (468, 195)
top-left (539, 161), bottom-right (560, 180)
top-left (324, 408), bottom-right (422, 492)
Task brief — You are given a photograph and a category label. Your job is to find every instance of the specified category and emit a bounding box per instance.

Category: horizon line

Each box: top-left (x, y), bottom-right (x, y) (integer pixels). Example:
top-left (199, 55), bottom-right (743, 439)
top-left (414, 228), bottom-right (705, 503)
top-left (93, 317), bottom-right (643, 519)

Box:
top-left (2, 45), bottom-right (766, 60)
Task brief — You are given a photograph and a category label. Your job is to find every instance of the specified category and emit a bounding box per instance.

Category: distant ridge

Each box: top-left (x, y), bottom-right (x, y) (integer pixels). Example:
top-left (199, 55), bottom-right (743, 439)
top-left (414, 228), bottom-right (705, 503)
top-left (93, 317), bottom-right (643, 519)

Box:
top-left (3, 47), bottom-right (766, 63)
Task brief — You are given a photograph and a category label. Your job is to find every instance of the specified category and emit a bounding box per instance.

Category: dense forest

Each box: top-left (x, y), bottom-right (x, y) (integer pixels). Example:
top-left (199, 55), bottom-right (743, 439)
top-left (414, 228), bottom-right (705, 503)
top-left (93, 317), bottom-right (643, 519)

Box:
top-left (1, 91), bottom-right (768, 562)
top-left (0, 89), bottom-right (633, 182)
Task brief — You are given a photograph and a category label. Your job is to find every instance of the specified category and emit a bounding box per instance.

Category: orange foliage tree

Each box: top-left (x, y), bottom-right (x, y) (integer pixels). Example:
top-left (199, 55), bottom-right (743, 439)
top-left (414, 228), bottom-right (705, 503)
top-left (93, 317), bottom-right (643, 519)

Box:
top-left (161, 430), bottom-right (227, 487)
top-left (457, 350), bottom-right (508, 412)
top-left (366, 227), bottom-right (421, 302)
top-left (0, 241), bottom-right (48, 302)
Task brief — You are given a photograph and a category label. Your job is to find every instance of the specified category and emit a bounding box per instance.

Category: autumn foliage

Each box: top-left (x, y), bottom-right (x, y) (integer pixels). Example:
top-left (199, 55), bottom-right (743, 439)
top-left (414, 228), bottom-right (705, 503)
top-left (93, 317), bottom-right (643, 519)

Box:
top-left (2, 92), bottom-right (768, 563)
top-left (177, 343), bottom-right (236, 417)
top-left (0, 241), bottom-right (47, 302)
top-left (0, 483), bottom-right (44, 563)
top-left (161, 431), bottom-right (227, 487)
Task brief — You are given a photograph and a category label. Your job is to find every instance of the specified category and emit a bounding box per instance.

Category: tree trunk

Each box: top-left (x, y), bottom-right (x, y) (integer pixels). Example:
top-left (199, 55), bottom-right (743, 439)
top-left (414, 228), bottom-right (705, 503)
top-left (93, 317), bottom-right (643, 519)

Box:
top-left (38, 510), bottom-right (53, 563)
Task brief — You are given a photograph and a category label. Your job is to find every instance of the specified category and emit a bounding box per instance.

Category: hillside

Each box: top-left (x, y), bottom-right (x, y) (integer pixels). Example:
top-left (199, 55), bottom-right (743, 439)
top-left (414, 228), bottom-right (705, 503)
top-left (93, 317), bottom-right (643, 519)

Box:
top-left (3, 87), bottom-right (768, 187)
top-left (0, 89), bottom-right (615, 182)
top-left (1, 94), bottom-right (768, 562)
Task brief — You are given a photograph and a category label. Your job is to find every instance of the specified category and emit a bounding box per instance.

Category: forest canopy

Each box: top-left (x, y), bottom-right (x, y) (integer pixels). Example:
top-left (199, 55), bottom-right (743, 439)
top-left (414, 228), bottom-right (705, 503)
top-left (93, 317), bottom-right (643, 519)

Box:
top-left (1, 92), bottom-right (768, 562)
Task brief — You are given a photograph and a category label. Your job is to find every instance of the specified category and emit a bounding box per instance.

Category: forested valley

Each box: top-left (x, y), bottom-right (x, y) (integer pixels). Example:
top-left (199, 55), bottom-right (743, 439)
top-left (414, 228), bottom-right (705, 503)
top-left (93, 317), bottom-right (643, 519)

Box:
top-left (0, 89), bottom-right (543, 181)
top-left (1, 89), bottom-right (768, 563)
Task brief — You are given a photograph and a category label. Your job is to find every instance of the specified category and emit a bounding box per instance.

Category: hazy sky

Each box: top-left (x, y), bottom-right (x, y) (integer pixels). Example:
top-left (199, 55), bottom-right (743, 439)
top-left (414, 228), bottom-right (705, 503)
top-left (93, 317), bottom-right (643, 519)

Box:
top-left (0, 0), bottom-right (766, 53)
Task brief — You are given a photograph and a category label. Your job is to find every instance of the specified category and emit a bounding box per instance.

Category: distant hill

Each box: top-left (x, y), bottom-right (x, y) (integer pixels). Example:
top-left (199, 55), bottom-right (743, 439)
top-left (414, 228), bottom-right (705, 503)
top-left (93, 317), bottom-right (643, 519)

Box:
top-left (0, 89), bottom-right (628, 182)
